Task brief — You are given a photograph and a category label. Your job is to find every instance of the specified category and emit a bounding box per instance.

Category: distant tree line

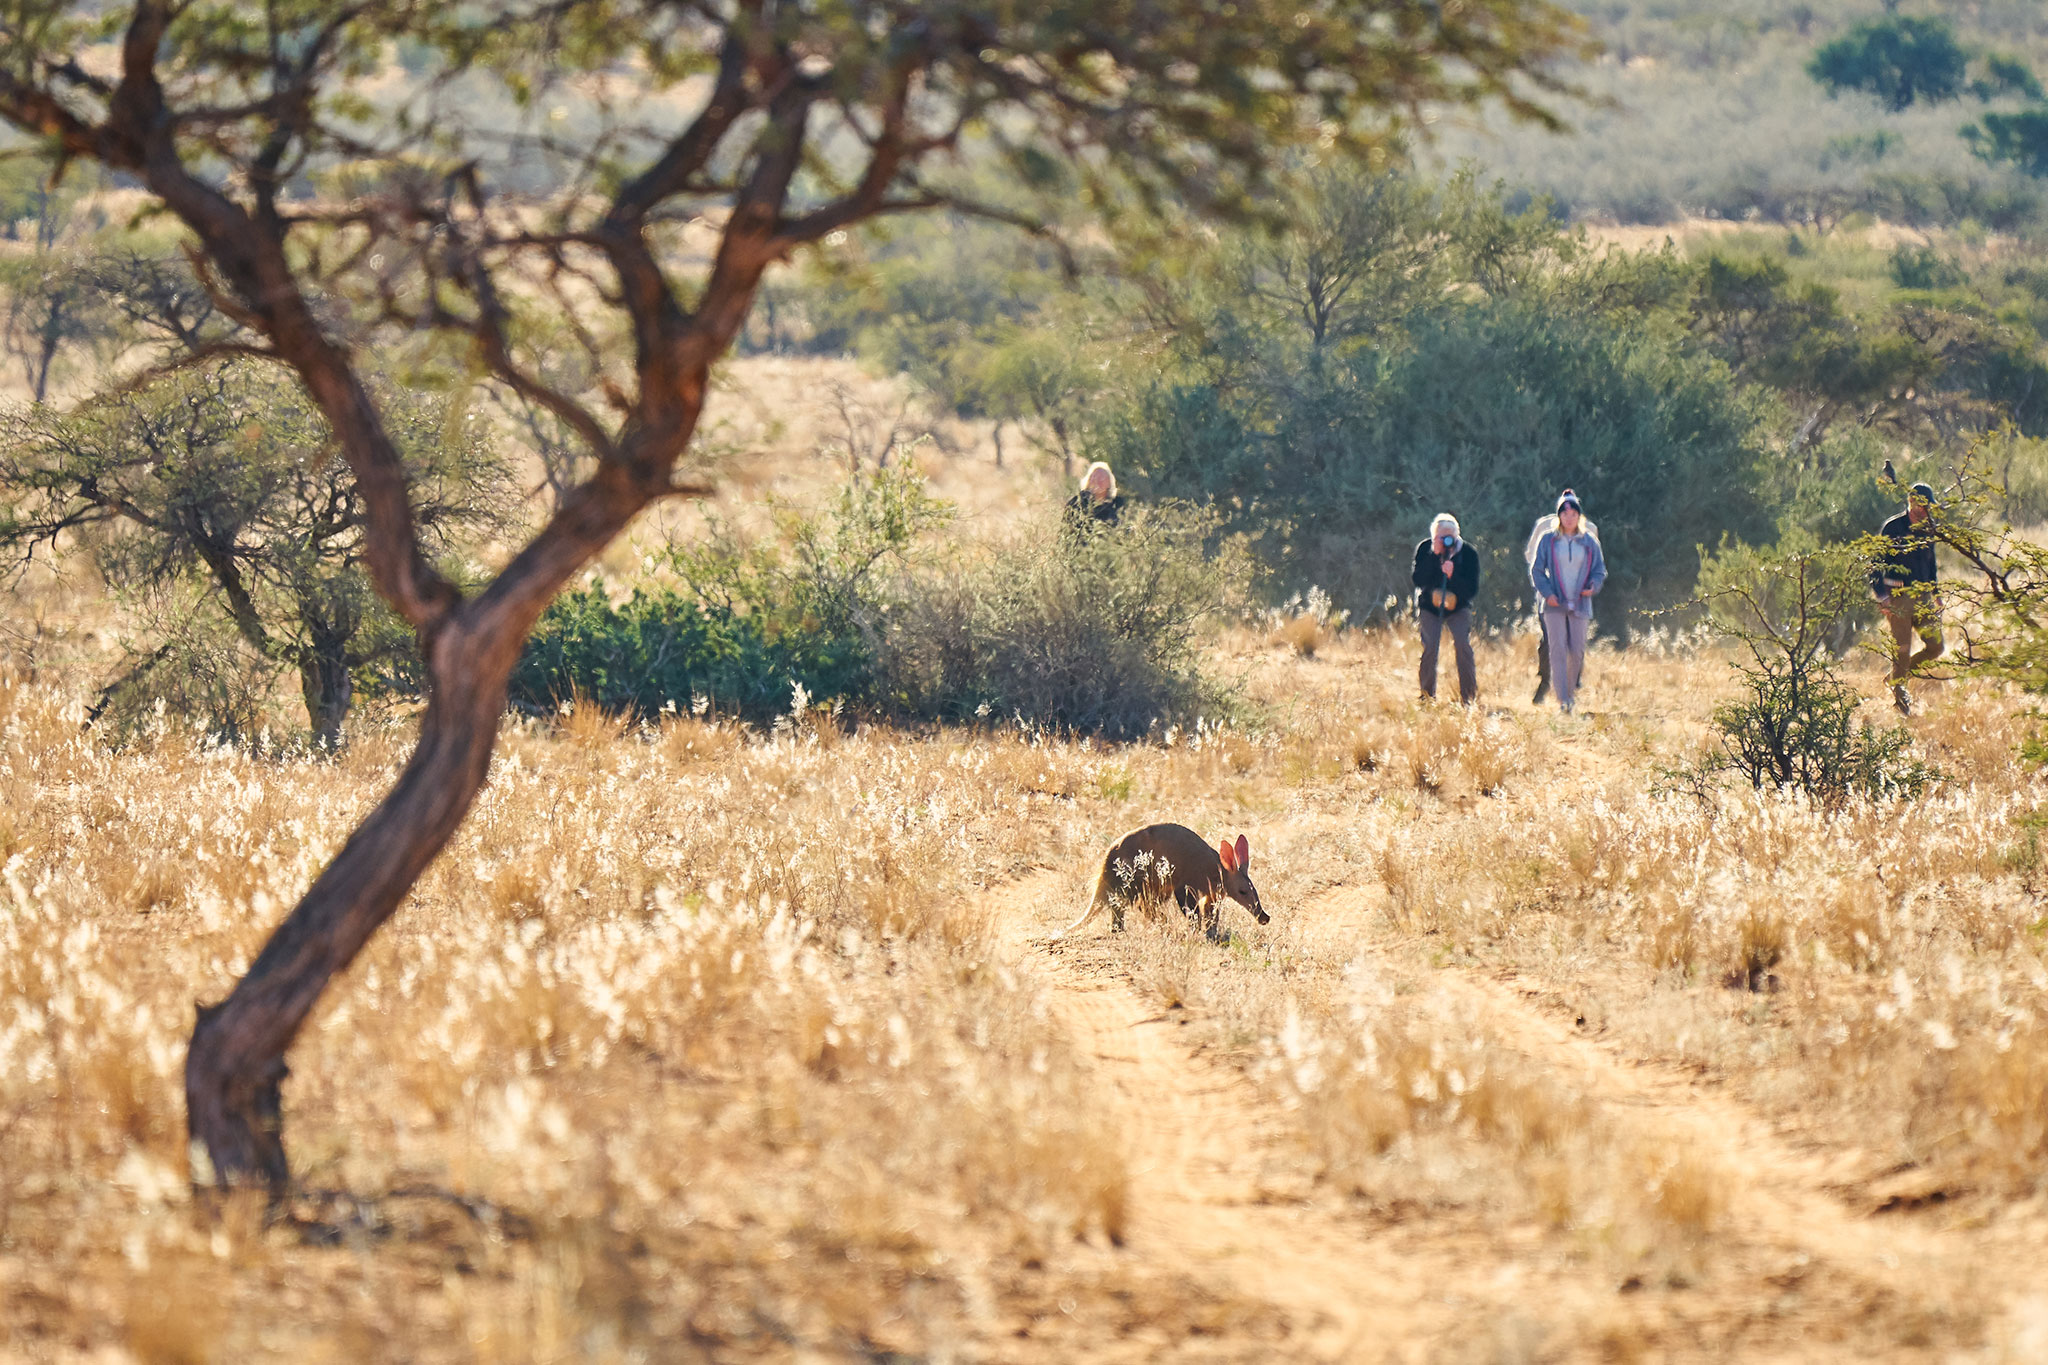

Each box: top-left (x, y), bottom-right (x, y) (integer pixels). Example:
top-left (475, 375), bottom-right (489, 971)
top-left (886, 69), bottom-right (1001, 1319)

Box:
top-left (800, 169), bottom-right (2048, 632)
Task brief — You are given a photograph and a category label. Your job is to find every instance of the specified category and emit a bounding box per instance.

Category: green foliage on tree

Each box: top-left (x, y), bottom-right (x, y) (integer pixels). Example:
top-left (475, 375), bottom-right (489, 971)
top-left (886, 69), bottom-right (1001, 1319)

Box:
top-left (1091, 173), bottom-right (1767, 626)
top-left (1807, 15), bottom-right (1970, 112)
top-left (1685, 244), bottom-right (2048, 457)
top-left (1688, 252), bottom-right (1936, 448)
top-left (0, 363), bottom-right (512, 746)
top-left (1964, 107), bottom-right (2048, 177)
top-left (1971, 52), bottom-right (2044, 103)
top-left (801, 215), bottom-right (1107, 467)
top-left (1802, 15), bottom-right (2048, 187)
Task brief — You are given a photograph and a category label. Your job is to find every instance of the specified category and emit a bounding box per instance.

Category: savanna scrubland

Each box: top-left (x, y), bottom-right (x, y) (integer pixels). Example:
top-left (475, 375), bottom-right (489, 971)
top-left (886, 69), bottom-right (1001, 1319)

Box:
top-left (8, 0), bottom-right (2048, 1362)
top-left (8, 601), bottom-right (2048, 1361)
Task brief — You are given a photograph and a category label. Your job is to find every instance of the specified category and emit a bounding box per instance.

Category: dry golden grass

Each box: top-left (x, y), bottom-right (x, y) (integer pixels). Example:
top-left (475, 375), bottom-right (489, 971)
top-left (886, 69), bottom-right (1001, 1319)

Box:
top-left (5, 584), bottom-right (2047, 1359)
top-left (1268, 613), bottom-right (1333, 658)
top-left (0, 673), bottom-right (1143, 1359)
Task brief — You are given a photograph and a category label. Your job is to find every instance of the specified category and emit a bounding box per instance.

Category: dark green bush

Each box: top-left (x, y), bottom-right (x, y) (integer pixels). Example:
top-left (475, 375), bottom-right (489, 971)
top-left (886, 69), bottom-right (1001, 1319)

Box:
top-left (511, 470), bottom-right (944, 722)
top-left (511, 472), bottom-right (1248, 735)
top-left (508, 582), bottom-right (865, 723)
top-left (1888, 245), bottom-right (1969, 291)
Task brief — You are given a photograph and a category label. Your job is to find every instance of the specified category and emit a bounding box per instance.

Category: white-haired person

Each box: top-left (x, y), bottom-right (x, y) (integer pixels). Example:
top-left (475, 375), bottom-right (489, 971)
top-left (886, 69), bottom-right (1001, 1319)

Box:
top-left (1412, 512), bottom-right (1480, 705)
top-left (1064, 461), bottom-right (1126, 529)
top-left (1528, 489), bottom-right (1607, 715)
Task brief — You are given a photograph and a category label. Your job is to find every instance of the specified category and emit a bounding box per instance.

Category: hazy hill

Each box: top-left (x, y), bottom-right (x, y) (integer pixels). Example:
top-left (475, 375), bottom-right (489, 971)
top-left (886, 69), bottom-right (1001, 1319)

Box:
top-left (1427, 0), bottom-right (2048, 225)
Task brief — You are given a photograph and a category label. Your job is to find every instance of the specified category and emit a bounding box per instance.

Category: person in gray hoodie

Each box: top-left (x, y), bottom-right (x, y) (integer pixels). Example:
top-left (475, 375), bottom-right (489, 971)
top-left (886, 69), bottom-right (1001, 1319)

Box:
top-left (1528, 489), bottom-right (1607, 714)
top-left (1525, 497), bottom-right (1599, 704)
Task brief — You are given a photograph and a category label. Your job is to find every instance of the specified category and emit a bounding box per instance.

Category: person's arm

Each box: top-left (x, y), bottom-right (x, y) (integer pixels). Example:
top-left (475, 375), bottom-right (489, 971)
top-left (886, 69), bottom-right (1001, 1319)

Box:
top-left (1530, 533), bottom-right (1558, 606)
top-left (1871, 518), bottom-right (1908, 596)
top-left (1583, 538), bottom-right (1607, 596)
top-left (1412, 543), bottom-right (1438, 594)
top-left (1451, 546), bottom-right (1479, 604)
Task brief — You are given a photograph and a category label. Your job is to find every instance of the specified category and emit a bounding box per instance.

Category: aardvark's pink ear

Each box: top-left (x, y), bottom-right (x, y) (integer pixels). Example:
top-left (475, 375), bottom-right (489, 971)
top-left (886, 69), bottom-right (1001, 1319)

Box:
top-left (1218, 839), bottom-right (1236, 872)
top-left (1235, 834), bottom-right (1251, 869)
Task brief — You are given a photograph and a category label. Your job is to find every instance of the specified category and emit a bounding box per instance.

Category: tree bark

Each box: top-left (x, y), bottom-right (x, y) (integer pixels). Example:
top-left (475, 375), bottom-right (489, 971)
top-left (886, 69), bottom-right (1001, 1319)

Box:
top-left (186, 624), bottom-right (505, 1187)
top-left (185, 443), bottom-right (668, 1187)
top-left (297, 646), bottom-right (352, 751)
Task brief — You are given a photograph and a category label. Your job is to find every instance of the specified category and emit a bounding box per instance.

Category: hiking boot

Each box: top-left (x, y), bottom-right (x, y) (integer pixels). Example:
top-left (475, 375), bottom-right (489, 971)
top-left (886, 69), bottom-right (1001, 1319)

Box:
top-left (1892, 683), bottom-right (1912, 717)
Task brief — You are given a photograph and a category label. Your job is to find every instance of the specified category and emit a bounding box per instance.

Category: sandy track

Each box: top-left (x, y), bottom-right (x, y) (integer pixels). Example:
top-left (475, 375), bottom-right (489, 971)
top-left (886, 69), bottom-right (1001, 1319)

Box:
top-left (1302, 881), bottom-right (2037, 1356)
top-left (986, 870), bottom-right (2046, 1360)
top-left (988, 872), bottom-right (1486, 1362)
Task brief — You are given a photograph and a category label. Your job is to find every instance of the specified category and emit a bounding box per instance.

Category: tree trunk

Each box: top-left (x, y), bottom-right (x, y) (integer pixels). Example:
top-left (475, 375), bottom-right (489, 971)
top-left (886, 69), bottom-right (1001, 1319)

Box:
top-left (184, 450), bottom-right (668, 1188)
top-left (298, 647), bottom-right (353, 751)
top-left (185, 620), bottom-right (511, 1189)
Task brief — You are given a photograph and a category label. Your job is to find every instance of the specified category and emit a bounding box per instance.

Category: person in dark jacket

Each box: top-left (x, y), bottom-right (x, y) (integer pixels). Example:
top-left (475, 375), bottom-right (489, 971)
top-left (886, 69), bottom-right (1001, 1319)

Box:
top-left (1064, 461), bottom-right (1125, 531)
top-left (1871, 481), bottom-right (1943, 716)
top-left (1413, 512), bottom-right (1480, 704)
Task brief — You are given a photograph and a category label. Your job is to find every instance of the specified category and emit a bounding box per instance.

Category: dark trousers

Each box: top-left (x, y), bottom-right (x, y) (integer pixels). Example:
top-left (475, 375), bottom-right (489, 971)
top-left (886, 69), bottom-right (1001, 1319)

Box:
top-left (1418, 606), bottom-right (1476, 703)
top-left (1533, 614), bottom-right (1552, 703)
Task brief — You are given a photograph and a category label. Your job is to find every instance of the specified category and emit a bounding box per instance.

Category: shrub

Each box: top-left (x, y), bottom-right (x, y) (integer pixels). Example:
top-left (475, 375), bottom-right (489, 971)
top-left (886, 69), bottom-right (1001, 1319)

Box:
top-left (512, 475), bottom-right (1249, 736)
top-left (872, 501), bottom-right (1252, 737)
top-left (1684, 543), bottom-right (1937, 805)
top-left (511, 470), bottom-right (946, 723)
top-left (1888, 245), bottom-right (1969, 291)
top-left (508, 581), bottom-right (856, 724)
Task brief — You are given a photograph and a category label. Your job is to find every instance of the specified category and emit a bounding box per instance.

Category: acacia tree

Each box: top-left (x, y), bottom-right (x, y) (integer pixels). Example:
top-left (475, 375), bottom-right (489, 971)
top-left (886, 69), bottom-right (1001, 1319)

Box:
top-left (0, 362), bottom-right (510, 746)
top-left (0, 0), bottom-right (1587, 1188)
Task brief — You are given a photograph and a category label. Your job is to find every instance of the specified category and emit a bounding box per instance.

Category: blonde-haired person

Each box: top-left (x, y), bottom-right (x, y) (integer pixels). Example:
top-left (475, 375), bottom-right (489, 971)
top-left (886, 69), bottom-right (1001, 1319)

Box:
top-left (1412, 512), bottom-right (1479, 704)
top-left (1065, 461), bottom-right (1126, 530)
top-left (1528, 489), bottom-right (1606, 715)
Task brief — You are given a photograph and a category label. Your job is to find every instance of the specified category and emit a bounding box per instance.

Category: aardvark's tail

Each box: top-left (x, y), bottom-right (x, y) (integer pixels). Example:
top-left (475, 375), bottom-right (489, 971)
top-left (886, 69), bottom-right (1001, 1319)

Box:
top-left (1051, 859), bottom-right (1113, 939)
